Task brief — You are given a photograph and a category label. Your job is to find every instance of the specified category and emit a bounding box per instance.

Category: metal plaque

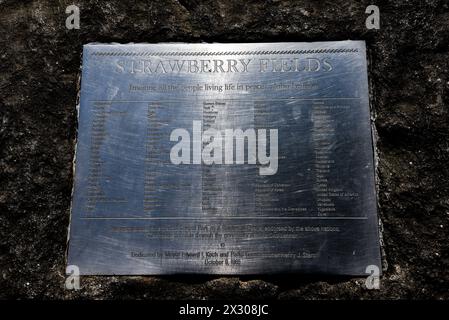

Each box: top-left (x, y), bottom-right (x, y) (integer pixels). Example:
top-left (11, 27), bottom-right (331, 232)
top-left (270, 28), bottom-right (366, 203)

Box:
top-left (67, 41), bottom-right (381, 275)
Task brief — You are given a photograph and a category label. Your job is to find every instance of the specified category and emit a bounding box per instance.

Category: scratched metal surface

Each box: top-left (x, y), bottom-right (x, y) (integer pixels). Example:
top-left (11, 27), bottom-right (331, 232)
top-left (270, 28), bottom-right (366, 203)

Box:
top-left (67, 41), bottom-right (381, 275)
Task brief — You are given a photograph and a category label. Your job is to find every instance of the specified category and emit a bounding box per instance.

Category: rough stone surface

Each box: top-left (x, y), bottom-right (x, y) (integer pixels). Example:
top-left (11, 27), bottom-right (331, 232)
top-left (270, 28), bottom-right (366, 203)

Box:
top-left (0, 0), bottom-right (448, 299)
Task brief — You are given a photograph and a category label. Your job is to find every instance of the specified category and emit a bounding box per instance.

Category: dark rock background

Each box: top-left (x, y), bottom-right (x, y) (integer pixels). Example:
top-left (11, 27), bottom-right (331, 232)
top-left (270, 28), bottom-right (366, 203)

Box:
top-left (0, 0), bottom-right (448, 299)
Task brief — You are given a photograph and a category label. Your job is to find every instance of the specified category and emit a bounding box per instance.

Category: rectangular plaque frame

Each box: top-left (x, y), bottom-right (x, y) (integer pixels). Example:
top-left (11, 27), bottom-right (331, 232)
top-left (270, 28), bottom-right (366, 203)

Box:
top-left (67, 41), bottom-right (381, 275)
